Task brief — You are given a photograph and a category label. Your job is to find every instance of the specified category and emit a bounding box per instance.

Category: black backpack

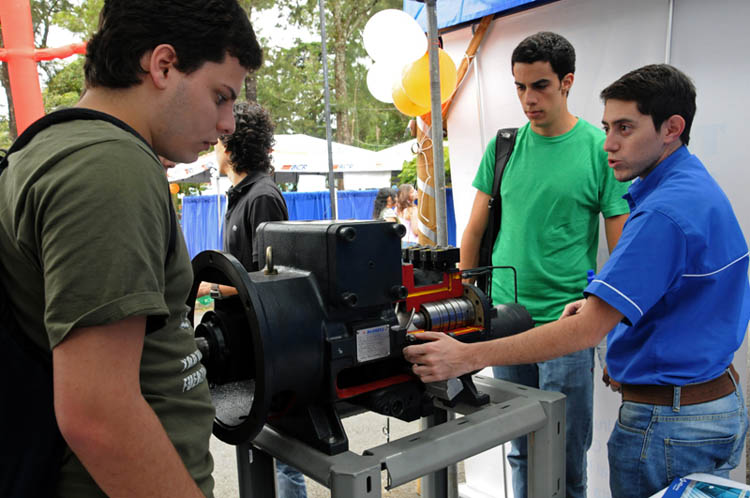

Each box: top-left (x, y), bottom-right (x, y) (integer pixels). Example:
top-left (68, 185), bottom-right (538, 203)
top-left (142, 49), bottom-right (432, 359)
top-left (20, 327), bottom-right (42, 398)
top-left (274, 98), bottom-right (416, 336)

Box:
top-left (475, 127), bottom-right (518, 293)
top-left (0, 108), bottom-right (176, 498)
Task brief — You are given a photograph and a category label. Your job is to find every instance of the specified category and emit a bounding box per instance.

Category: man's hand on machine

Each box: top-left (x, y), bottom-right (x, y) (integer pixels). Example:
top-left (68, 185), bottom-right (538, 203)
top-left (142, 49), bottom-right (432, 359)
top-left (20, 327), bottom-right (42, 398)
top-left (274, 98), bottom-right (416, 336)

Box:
top-left (403, 332), bottom-right (478, 383)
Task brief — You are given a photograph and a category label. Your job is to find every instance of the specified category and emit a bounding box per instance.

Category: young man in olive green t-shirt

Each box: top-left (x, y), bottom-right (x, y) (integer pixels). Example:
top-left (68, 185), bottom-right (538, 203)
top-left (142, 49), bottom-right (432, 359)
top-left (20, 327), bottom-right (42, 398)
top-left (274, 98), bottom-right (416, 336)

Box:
top-left (0, 1), bottom-right (261, 496)
top-left (459, 32), bottom-right (629, 498)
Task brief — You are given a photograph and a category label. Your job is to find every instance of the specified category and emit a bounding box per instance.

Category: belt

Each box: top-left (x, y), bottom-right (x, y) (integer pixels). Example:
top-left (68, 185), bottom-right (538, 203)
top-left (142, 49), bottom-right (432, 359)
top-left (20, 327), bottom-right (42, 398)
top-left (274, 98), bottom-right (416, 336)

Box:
top-left (621, 364), bottom-right (739, 406)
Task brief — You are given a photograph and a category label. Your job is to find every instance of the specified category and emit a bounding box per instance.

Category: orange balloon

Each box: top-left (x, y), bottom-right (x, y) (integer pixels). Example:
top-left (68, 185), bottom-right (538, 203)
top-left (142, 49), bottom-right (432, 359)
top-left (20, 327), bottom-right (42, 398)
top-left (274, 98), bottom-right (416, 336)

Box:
top-left (169, 183), bottom-right (180, 194)
top-left (401, 49), bottom-right (458, 109)
top-left (392, 82), bottom-right (430, 117)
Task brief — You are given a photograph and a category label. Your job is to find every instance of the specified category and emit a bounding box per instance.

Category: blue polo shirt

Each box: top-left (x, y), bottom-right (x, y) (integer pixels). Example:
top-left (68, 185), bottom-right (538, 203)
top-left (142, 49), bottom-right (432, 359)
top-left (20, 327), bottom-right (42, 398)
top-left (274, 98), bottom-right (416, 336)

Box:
top-left (585, 146), bottom-right (750, 385)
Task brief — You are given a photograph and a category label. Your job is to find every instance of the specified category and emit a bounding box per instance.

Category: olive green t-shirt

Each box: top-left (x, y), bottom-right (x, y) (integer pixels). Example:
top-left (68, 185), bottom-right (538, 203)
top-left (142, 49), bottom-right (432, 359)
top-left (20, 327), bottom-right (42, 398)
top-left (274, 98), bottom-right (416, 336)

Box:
top-left (0, 118), bottom-right (215, 496)
top-left (473, 119), bottom-right (629, 324)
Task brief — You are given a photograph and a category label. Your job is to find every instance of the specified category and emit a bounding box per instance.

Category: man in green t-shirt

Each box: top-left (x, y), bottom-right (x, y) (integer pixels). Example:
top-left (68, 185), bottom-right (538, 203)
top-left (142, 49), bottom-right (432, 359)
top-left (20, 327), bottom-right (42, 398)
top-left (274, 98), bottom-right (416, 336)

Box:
top-left (0, 1), bottom-right (262, 496)
top-left (458, 32), bottom-right (629, 498)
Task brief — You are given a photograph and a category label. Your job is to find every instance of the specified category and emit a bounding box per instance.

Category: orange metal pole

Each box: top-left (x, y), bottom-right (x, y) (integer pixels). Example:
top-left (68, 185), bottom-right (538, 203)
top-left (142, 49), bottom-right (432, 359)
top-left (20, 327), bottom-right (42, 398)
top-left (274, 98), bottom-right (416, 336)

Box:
top-left (0, 0), bottom-right (45, 134)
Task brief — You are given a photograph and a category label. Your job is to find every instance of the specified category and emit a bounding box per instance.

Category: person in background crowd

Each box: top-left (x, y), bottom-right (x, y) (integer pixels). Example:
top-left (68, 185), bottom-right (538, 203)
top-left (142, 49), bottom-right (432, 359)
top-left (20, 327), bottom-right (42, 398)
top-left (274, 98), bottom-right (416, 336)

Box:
top-left (396, 184), bottom-right (419, 246)
top-left (372, 186), bottom-right (397, 222)
top-left (195, 102), bottom-right (304, 498)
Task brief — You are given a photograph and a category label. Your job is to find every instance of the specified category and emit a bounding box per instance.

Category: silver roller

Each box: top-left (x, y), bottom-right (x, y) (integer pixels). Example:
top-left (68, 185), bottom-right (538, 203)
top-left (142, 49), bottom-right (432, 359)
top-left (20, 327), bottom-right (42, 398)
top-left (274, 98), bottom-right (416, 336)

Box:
top-left (416, 296), bottom-right (476, 331)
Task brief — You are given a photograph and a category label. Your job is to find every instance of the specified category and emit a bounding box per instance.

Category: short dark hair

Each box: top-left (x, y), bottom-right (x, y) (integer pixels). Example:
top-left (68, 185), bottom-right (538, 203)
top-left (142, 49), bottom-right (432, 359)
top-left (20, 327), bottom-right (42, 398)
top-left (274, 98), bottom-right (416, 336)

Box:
top-left (84, 0), bottom-right (262, 89)
top-left (219, 102), bottom-right (275, 175)
top-left (600, 64), bottom-right (696, 145)
top-left (511, 32), bottom-right (575, 81)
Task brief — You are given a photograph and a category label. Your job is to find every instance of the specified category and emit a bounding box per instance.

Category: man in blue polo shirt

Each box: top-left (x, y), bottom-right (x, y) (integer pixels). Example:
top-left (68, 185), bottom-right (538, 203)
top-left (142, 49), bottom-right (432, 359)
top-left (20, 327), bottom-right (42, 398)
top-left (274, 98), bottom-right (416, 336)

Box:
top-left (403, 64), bottom-right (750, 498)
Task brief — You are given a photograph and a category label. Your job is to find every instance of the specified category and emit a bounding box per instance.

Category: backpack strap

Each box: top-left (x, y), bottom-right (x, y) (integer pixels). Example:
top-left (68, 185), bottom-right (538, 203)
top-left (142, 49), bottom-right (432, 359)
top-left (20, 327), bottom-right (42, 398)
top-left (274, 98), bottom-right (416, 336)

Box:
top-left (1, 108), bottom-right (177, 257)
top-left (2, 109), bottom-right (179, 337)
top-left (487, 127), bottom-right (518, 239)
top-left (2, 108), bottom-right (140, 170)
top-left (475, 128), bottom-right (517, 294)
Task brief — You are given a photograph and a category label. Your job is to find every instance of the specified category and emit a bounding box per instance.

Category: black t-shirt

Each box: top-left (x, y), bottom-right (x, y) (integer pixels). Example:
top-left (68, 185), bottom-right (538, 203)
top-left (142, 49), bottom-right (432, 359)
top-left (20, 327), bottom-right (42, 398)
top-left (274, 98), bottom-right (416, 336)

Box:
top-left (223, 171), bottom-right (288, 271)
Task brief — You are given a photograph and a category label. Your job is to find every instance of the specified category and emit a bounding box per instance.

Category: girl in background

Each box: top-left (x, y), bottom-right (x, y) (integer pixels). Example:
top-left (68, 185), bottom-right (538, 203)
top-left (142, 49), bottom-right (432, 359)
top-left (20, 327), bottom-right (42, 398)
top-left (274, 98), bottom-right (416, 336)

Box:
top-left (396, 184), bottom-right (419, 246)
top-left (372, 187), bottom-right (397, 222)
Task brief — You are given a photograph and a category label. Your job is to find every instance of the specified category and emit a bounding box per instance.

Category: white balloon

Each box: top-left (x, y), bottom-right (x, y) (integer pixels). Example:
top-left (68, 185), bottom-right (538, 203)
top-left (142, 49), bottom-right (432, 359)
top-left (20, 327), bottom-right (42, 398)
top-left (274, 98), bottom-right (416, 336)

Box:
top-left (366, 61), bottom-right (402, 103)
top-left (363, 9), bottom-right (426, 66)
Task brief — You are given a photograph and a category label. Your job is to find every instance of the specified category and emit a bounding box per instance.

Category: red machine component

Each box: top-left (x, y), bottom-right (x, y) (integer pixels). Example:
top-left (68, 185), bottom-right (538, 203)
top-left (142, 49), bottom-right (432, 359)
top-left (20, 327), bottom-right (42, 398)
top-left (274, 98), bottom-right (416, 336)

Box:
top-left (402, 262), bottom-right (463, 310)
top-left (334, 253), bottom-right (489, 401)
top-left (401, 248), bottom-right (485, 339)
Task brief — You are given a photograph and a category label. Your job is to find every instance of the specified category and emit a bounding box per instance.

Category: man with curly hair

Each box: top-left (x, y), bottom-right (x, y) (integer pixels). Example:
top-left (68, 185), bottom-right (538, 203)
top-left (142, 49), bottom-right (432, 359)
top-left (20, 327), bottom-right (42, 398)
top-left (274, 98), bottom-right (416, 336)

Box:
top-left (198, 102), bottom-right (288, 287)
top-left (197, 102), bottom-right (302, 497)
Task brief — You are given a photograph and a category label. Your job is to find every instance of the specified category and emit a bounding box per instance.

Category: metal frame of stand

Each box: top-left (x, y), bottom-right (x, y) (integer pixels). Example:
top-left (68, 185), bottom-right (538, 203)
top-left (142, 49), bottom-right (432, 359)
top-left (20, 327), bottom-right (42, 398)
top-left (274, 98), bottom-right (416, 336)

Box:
top-left (235, 375), bottom-right (565, 498)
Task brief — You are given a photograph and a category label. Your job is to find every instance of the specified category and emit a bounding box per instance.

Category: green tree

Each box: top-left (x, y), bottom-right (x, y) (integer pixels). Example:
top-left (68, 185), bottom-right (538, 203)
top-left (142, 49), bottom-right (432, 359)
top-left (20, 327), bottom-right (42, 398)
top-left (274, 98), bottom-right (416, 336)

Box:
top-left (398, 146), bottom-right (451, 186)
top-left (28, 0), bottom-right (413, 154)
top-left (257, 41), bottom-right (327, 136)
top-left (0, 116), bottom-right (10, 150)
top-left (254, 28), bottom-right (409, 149)
top-left (43, 55), bottom-right (84, 112)
top-left (52, 0), bottom-right (102, 37)
top-left (277, 0), bottom-right (403, 145)
top-left (235, 0), bottom-right (276, 102)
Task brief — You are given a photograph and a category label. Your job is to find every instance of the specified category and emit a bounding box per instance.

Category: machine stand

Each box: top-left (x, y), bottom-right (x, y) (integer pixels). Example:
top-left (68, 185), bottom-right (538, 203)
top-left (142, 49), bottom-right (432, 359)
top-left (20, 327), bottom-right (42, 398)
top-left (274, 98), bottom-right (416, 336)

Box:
top-left (237, 376), bottom-right (565, 498)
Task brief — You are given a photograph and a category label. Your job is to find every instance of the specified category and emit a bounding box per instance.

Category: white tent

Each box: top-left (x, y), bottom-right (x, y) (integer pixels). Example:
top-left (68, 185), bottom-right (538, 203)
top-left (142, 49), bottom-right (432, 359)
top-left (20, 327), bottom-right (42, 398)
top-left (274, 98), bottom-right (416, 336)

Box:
top-left (374, 139), bottom-right (418, 170)
top-left (166, 152), bottom-right (217, 183)
top-left (273, 134), bottom-right (383, 173)
top-left (166, 135), bottom-right (419, 191)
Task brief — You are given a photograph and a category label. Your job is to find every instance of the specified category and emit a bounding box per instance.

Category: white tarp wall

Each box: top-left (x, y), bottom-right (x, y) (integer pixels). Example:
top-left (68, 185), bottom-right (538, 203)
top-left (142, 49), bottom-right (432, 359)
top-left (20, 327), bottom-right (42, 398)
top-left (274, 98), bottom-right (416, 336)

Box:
top-left (441, 0), bottom-right (750, 496)
top-left (296, 174), bottom-right (327, 192)
top-left (343, 172), bottom-right (392, 190)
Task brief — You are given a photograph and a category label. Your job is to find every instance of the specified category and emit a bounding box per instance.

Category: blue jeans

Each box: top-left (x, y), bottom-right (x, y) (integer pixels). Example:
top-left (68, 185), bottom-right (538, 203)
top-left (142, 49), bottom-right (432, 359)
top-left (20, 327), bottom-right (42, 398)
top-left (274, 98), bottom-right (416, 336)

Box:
top-left (607, 373), bottom-right (748, 498)
top-left (494, 348), bottom-right (594, 498)
top-left (276, 461), bottom-right (307, 498)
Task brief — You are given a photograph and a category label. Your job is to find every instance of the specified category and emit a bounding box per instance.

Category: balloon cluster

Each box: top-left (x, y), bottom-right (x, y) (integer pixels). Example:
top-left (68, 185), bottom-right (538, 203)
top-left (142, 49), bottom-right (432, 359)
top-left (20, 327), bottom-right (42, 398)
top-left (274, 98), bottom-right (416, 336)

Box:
top-left (364, 9), bottom-right (457, 117)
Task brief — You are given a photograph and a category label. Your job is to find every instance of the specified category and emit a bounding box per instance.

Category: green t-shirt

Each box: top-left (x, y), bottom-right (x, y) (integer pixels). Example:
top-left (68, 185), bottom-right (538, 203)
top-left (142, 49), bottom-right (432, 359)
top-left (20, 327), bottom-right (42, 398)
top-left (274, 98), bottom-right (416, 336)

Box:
top-left (0, 119), bottom-right (215, 496)
top-left (473, 119), bottom-right (629, 324)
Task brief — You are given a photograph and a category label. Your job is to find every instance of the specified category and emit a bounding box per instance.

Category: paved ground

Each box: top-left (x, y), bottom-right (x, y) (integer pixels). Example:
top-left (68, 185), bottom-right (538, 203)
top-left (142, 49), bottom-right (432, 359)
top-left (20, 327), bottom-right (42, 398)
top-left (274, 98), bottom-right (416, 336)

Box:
top-left (211, 411), bottom-right (465, 497)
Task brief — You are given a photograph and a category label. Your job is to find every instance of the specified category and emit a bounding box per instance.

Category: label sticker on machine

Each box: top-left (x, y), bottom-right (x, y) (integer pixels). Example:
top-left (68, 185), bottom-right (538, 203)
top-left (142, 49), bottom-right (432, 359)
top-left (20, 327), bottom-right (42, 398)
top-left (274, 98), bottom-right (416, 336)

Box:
top-left (356, 324), bottom-right (390, 362)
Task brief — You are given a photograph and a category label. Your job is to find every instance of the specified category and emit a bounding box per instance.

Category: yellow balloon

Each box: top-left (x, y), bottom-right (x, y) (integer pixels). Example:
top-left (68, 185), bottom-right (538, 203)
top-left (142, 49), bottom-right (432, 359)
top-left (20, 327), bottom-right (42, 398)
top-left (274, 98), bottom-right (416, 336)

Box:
top-left (401, 49), bottom-right (458, 109)
top-left (392, 82), bottom-right (430, 117)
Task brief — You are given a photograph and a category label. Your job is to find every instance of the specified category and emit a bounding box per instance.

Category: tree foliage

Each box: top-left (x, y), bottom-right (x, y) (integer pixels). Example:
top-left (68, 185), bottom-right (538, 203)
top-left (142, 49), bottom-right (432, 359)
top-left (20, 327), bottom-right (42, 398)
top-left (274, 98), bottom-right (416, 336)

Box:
top-left (52, 0), bottom-right (102, 36)
top-left (254, 6), bottom-right (410, 150)
top-left (4, 0), bottom-right (414, 154)
top-left (270, 0), bottom-right (406, 146)
top-left (398, 146), bottom-right (451, 187)
top-left (43, 56), bottom-right (84, 112)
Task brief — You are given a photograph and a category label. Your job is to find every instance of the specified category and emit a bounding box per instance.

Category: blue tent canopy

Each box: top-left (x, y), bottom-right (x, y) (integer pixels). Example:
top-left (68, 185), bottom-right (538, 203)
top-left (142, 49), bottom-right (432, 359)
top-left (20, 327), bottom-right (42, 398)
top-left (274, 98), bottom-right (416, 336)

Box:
top-left (403, 0), bottom-right (557, 32)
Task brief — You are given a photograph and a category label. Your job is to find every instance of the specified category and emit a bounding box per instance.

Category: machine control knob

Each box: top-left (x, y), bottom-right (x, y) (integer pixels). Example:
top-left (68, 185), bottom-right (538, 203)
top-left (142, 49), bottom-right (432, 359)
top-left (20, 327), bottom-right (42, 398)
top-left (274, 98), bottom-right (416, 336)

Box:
top-left (392, 223), bottom-right (407, 238)
top-left (340, 292), bottom-right (359, 308)
top-left (338, 226), bottom-right (357, 242)
top-left (391, 285), bottom-right (408, 300)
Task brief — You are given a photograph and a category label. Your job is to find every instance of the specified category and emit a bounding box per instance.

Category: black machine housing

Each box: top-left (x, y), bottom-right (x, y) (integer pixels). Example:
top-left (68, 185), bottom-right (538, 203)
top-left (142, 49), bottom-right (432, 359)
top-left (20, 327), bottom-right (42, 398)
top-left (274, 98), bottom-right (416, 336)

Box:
top-left (188, 220), bottom-right (532, 455)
